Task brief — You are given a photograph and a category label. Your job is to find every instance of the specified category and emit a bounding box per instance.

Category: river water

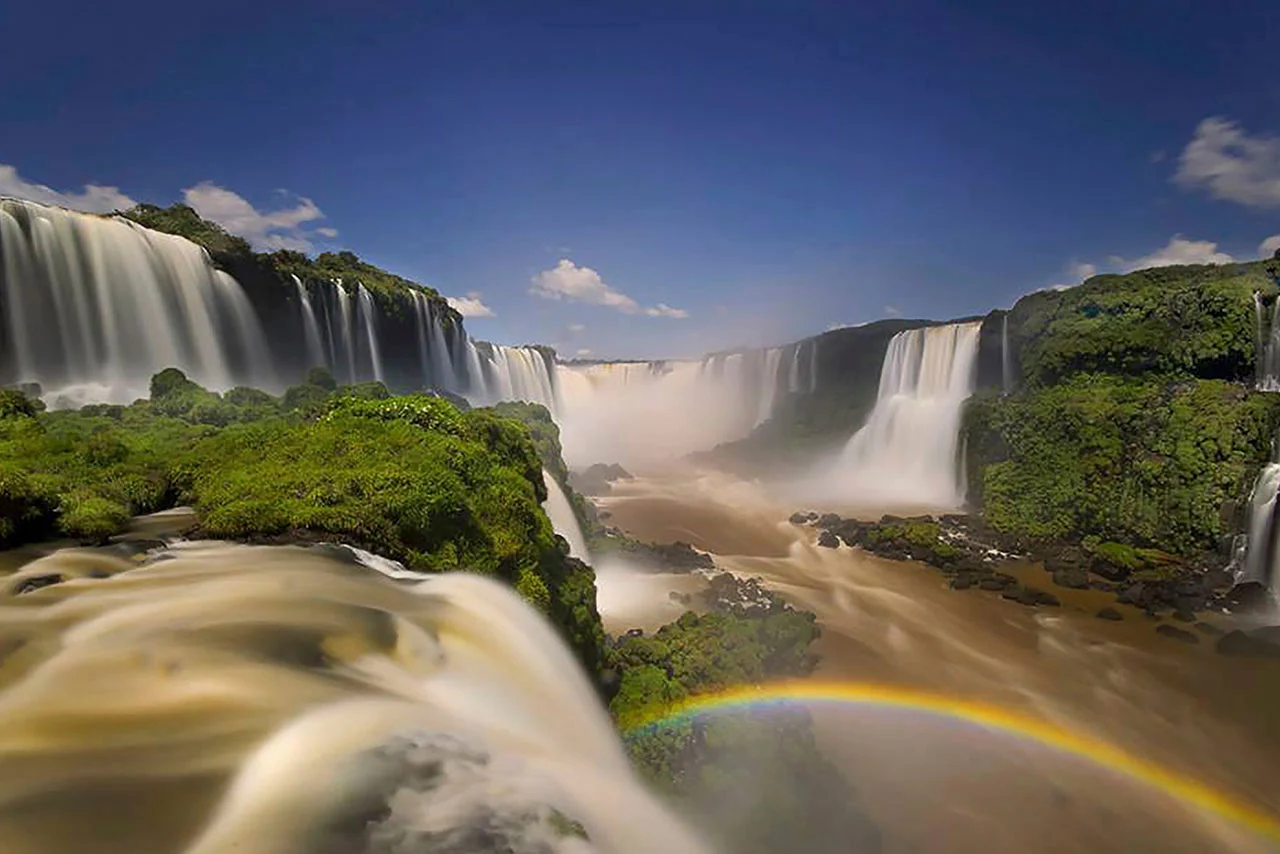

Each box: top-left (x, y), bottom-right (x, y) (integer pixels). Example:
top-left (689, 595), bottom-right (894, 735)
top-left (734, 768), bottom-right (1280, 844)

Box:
top-left (596, 467), bottom-right (1280, 854)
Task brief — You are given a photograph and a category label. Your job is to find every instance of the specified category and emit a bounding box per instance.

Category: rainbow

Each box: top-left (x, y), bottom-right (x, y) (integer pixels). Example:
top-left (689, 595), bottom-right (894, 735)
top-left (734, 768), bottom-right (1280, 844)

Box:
top-left (624, 679), bottom-right (1280, 842)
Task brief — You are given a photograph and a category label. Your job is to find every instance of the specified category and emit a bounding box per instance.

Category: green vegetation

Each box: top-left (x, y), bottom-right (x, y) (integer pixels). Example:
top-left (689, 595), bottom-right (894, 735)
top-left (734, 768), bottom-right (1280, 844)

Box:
top-left (1008, 260), bottom-right (1279, 388)
top-left (0, 371), bottom-right (605, 673)
top-left (964, 375), bottom-right (1280, 552)
top-left (122, 203), bottom-right (252, 256)
top-left (607, 604), bottom-right (879, 853)
top-left (123, 203), bottom-right (459, 326)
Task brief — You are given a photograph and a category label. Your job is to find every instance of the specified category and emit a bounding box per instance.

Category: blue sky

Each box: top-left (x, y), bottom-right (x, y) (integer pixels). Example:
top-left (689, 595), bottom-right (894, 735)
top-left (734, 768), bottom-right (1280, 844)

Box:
top-left (2, 0), bottom-right (1279, 359)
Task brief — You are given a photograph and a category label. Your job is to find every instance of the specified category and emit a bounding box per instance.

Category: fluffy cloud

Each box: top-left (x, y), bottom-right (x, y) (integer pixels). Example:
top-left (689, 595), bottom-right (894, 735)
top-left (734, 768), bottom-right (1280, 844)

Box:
top-left (183, 182), bottom-right (334, 252)
top-left (0, 163), bottom-right (136, 213)
top-left (446, 291), bottom-right (495, 318)
top-left (1261, 233), bottom-right (1280, 257)
top-left (1174, 117), bottom-right (1280, 209)
top-left (529, 259), bottom-right (688, 318)
top-left (1116, 235), bottom-right (1235, 271)
top-left (645, 303), bottom-right (688, 319)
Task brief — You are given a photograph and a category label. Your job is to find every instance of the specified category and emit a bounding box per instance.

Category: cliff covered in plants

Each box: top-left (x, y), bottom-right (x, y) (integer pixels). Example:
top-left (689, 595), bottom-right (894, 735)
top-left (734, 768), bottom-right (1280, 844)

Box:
top-left (963, 256), bottom-right (1280, 557)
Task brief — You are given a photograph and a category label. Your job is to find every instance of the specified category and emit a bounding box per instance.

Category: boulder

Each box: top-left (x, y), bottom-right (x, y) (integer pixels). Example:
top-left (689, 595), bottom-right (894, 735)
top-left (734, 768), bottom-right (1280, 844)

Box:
top-left (1224, 582), bottom-right (1271, 613)
top-left (817, 513), bottom-right (843, 529)
top-left (1001, 585), bottom-right (1060, 607)
top-left (790, 511), bottom-right (814, 525)
top-left (950, 574), bottom-right (973, 591)
top-left (1172, 610), bottom-right (1196, 623)
top-left (1051, 566), bottom-right (1090, 590)
top-left (1155, 625), bottom-right (1198, 644)
top-left (817, 530), bottom-right (840, 549)
top-left (1217, 628), bottom-right (1280, 658)
top-left (1096, 607), bottom-right (1123, 621)
top-left (1090, 555), bottom-right (1132, 582)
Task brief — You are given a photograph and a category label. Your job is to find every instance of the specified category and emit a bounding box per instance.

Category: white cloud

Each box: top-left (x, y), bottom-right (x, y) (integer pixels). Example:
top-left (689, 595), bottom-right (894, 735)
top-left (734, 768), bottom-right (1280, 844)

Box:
top-left (1116, 235), bottom-right (1235, 271)
top-left (183, 181), bottom-right (332, 252)
top-left (0, 163), bottom-right (136, 213)
top-left (315, 227), bottom-right (339, 239)
top-left (1174, 117), bottom-right (1280, 209)
top-left (1261, 233), bottom-right (1280, 257)
top-left (1069, 262), bottom-right (1097, 279)
top-left (645, 303), bottom-right (688, 319)
top-left (884, 305), bottom-right (902, 317)
top-left (576, 348), bottom-right (593, 357)
top-left (446, 291), bottom-right (495, 318)
top-left (568, 323), bottom-right (586, 333)
top-left (529, 258), bottom-right (688, 318)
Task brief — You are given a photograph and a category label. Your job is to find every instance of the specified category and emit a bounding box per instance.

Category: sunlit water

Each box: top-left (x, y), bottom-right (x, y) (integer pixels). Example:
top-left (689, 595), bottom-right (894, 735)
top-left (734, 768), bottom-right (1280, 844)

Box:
top-left (0, 540), bottom-right (708, 854)
top-left (598, 466), bottom-right (1280, 854)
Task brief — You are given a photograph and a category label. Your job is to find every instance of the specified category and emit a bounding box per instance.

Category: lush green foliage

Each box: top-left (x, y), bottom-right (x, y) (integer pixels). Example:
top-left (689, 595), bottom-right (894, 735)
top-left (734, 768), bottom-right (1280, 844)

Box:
top-left (964, 376), bottom-right (1280, 552)
top-left (1009, 260), bottom-right (1278, 387)
top-left (0, 372), bottom-right (607, 672)
top-left (123, 204), bottom-right (253, 256)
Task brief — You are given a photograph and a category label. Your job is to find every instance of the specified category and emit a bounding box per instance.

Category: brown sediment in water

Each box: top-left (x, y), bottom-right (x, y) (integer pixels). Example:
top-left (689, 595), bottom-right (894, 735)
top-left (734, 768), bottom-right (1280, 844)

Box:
top-left (602, 468), bottom-right (1280, 854)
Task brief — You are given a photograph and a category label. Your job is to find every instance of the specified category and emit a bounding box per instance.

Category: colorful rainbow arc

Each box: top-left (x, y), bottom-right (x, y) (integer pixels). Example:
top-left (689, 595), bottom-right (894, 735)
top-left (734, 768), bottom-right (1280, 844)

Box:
top-left (623, 679), bottom-right (1280, 843)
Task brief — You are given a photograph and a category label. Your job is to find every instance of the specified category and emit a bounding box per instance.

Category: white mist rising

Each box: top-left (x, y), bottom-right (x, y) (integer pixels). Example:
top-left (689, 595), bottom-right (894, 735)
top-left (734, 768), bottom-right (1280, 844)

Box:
top-left (795, 321), bottom-right (982, 513)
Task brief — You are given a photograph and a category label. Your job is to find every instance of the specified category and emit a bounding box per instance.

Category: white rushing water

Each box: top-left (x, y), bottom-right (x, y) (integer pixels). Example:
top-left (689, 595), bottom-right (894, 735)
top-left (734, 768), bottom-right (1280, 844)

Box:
top-left (1257, 292), bottom-right (1280, 392)
top-left (0, 198), bottom-right (276, 406)
top-left (554, 341), bottom-right (816, 468)
top-left (543, 470), bottom-right (591, 562)
top-left (818, 321), bottom-right (982, 510)
top-left (0, 542), bottom-right (708, 854)
top-left (1238, 462), bottom-right (1280, 589)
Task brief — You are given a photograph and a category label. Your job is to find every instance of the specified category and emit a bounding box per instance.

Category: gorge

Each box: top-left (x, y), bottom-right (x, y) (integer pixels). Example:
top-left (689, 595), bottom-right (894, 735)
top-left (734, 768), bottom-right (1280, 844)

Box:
top-left (4, 196), bottom-right (1280, 853)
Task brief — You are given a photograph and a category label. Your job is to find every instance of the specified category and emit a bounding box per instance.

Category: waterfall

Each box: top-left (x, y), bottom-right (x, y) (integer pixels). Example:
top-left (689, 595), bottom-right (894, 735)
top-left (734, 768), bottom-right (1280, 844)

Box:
top-left (0, 542), bottom-right (707, 853)
top-left (334, 282), bottom-right (357, 384)
top-left (542, 470), bottom-right (591, 562)
top-left (410, 290), bottom-right (458, 389)
top-left (1001, 313), bottom-right (1013, 395)
top-left (292, 275), bottom-right (325, 369)
top-left (355, 284), bottom-right (384, 383)
top-left (0, 198), bottom-right (275, 406)
top-left (462, 342), bottom-right (558, 411)
top-left (828, 321), bottom-right (983, 510)
top-left (1260, 292), bottom-right (1280, 392)
top-left (1239, 453), bottom-right (1280, 590)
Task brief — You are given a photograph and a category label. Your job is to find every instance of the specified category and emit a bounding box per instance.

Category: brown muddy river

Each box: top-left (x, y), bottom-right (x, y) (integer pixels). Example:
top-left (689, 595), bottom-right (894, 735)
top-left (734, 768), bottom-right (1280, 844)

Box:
top-left (595, 467), bottom-right (1280, 854)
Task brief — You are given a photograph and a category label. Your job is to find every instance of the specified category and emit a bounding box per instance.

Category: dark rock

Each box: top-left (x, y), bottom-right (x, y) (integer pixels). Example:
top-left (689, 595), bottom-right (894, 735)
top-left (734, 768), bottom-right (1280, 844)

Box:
top-left (700, 572), bottom-right (778, 616)
top-left (817, 530), bottom-right (840, 549)
top-left (12, 574), bottom-right (64, 595)
top-left (1096, 607), bottom-right (1123, 621)
top-left (1051, 566), bottom-right (1090, 590)
top-left (1117, 582), bottom-right (1148, 607)
top-left (1217, 629), bottom-right (1280, 658)
top-left (1172, 610), bottom-right (1196, 623)
top-left (1001, 585), bottom-right (1060, 607)
top-left (979, 577), bottom-right (1009, 591)
top-left (1090, 555), bottom-right (1132, 582)
top-left (1155, 625), bottom-right (1199, 644)
top-left (790, 511), bottom-right (814, 525)
top-left (668, 591), bottom-right (692, 605)
top-left (1194, 622), bottom-right (1223, 636)
top-left (817, 513), bottom-right (843, 529)
top-left (623, 627), bottom-right (644, 639)
top-left (1224, 582), bottom-right (1271, 613)
top-left (950, 574), bottom-right (973, 591)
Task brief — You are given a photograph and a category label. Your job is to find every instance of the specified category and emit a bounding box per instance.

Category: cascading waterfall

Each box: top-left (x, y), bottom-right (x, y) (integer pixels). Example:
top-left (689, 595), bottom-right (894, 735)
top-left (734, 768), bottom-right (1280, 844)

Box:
top-left (542, 469), bottom-right (591, 562)
top-left (462, 342), bottom-right (558, 410)
top-left (827, 321), bottom-right (983, 509)
top-left (0, 542), bottom-right (707, 853)
top-left (1258, 292), bottom-right (1280, 392)
top-left (0, 198), bottom-right (276, 406)
top-left (292, 274), bottom-right (326, 369)
top-left (1238, 463), bottom-right (1280, 589)
top-left (1001, 313), bottom-right (1013, 395)
top-left (355, 284), bottom-right (385, 383)
top-left (554, 343), bottom-right (816, 468)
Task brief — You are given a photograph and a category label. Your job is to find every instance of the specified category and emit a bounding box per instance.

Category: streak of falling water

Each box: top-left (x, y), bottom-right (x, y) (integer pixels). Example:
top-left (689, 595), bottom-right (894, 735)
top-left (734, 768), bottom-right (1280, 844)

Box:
top-left (0, 542), bottom-right (708, 854)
